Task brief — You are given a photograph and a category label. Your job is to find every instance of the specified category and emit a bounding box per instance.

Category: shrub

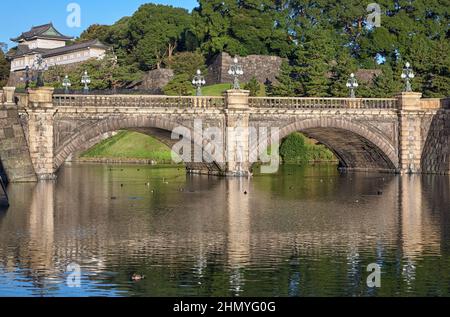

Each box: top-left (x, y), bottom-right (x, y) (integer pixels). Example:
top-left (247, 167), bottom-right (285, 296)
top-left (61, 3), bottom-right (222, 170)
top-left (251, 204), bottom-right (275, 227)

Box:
top-left (280, 132), bottom-right (308, 164)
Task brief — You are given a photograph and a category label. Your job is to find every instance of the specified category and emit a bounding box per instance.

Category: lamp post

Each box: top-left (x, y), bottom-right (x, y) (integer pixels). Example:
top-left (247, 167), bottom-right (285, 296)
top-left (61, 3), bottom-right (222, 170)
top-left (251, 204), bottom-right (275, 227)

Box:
top-left (192, 69), bottom-right (206, 96)
top-left (31, 54), bottom-right (48, 88)
top-left (228, 57), bottom-right (244, 90)
top-left (62, 75), bottom-right (72, 94)
top-left (81, 71), bottom-right (91, 94)
top-left (401, 62), bottom-right (415, 92)
top-left (346, 73), bottom-right (359, 98)
top-left (21, 65), bottom-right (31, 89)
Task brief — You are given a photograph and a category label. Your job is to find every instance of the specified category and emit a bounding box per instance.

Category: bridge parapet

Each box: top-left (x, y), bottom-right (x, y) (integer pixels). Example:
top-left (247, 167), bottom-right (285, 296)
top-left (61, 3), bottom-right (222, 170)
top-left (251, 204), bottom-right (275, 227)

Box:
top-left (248, 97), bottom-right (398, 109)
top-left (53, 94), bottom-right (226, 109)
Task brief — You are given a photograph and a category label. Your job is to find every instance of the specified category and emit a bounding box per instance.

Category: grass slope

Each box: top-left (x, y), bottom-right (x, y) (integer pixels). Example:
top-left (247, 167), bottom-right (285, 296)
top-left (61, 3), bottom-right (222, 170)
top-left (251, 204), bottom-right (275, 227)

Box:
top-left (81, 131), bottom-right (174, 163)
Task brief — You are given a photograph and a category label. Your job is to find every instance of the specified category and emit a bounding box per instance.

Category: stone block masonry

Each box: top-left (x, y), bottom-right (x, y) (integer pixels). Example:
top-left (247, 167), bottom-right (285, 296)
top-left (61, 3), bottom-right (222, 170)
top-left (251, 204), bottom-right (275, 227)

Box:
top-left (0, 88), bottom-right (37, 182)
top-left (206, 52), bottom-right (284, 85)
top-left (1, 87), bottom-right (449, 182)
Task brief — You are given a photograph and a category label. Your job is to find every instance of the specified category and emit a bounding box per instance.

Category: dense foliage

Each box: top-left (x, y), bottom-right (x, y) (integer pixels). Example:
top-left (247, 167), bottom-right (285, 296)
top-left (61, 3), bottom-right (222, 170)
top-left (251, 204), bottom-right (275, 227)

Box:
top-left (43, 1), bottom-right (450, 97)
top-left (0, 45), bottom-right (9, 88)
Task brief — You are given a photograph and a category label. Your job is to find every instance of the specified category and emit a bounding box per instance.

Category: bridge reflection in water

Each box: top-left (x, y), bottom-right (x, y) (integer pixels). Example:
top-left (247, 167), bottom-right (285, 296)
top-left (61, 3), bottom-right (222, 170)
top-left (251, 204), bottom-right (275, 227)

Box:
top-left (0, 164), bottom-right (448, 296)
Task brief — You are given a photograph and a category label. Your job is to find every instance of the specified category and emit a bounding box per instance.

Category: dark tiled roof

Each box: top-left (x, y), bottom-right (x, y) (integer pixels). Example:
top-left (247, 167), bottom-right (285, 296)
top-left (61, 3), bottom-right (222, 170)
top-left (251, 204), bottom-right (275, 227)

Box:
top-left (11, 23), bottom-right (73, 42)
top-left (7, 40), bottom-right (109, 60)
top-left (6, 45), bottom-right (50, 59)
top-left (42, 40), bottom-right (109, 58)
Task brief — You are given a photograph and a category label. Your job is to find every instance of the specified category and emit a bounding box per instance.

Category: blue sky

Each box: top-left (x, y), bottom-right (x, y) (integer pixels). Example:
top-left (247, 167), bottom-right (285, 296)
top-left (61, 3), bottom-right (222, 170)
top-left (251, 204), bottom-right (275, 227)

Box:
top-left (0, 0), bottom-right (197, 49)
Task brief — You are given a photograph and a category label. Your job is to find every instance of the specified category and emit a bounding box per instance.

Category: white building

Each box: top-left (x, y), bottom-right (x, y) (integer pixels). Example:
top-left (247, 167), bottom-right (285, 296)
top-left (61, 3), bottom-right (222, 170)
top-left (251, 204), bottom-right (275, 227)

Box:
top-left (7, 23), bottom-right (109, 72)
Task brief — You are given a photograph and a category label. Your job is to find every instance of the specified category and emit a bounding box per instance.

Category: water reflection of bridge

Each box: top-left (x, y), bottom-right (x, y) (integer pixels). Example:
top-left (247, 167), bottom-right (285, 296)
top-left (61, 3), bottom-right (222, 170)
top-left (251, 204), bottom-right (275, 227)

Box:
top-left (0, 166), bottom-right (447, 294)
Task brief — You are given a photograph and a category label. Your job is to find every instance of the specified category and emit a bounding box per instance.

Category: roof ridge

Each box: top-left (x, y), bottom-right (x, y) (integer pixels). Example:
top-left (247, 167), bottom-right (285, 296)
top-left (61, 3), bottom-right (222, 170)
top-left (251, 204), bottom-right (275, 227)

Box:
top-left (31, 22), bottom-right (53, 29)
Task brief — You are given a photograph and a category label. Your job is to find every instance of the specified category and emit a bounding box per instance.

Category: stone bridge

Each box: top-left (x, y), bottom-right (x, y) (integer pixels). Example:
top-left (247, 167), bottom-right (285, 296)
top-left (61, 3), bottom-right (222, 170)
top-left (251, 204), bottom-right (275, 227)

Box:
top-left (0, 87), bottom-right (448, 182)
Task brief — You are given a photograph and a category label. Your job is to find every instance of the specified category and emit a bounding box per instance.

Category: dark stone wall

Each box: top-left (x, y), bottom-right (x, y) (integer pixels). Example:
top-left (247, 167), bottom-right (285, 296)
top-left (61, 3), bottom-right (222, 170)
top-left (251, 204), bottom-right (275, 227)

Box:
top-left (0, 107), bottom-right (36, 182)
top-left (132, 69), bottom-right (175, 92)
top-left (206, 52), bottom-right (284, 85)
top-left (421, 109), bottom-right (449, 175)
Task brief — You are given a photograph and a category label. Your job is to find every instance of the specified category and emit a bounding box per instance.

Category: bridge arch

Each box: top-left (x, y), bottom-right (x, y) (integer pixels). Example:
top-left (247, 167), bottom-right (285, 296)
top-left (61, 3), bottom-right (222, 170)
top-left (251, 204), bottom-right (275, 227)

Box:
top-left (251, 118), bottom-right (399, 171)
top-left (54, 116), bottom-right (222, 174)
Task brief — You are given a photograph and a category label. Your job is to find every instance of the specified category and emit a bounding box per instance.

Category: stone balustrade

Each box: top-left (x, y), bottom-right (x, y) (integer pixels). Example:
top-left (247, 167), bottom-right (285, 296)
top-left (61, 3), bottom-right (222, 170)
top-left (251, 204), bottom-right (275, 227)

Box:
top-left (249, 97), bottom-right (399, 109)
top-left (53, 94), bottom-right (226, 109)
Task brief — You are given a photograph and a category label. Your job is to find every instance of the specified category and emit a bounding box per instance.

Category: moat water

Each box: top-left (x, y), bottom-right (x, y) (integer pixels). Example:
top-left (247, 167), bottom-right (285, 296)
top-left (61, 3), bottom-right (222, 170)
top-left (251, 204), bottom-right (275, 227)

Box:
top-left (0, 163), bottom-right (449, 297)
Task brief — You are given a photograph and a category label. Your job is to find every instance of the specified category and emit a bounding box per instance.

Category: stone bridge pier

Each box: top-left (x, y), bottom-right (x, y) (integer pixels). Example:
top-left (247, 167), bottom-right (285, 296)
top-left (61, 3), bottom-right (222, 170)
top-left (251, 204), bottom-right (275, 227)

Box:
top-left (0, 86), bottom-right (449, 182)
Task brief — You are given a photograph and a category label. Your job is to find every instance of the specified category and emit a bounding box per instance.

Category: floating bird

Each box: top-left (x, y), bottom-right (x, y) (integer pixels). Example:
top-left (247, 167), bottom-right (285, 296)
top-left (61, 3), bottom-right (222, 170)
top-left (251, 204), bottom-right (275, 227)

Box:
top-left (131, 274), bottom-right (145, 281)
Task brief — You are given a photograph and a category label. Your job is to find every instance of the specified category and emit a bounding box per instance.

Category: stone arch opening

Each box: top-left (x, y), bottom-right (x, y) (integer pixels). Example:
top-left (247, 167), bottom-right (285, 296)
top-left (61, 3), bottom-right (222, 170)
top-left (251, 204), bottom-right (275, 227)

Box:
top-left (0, 158), bottom-right (7, 184)
top-left (251, 118), bottom-right (398, 172)
top-left (54, 116), bottom-right (223, 175)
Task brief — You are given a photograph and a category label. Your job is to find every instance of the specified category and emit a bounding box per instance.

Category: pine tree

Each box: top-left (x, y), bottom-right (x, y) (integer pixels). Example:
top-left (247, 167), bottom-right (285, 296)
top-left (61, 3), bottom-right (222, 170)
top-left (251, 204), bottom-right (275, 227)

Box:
top-left (269, 62), bottom-right (297, 97)
top-left (328, 49), bottom-right (358, 97)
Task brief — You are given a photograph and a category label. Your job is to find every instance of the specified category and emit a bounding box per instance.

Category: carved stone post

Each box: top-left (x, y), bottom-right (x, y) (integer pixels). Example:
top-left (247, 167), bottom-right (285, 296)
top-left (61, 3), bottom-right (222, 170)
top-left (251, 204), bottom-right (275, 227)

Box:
top-left (397, 92), bottom-right (423, 174)
top-left (2, 87), bottom-right (16, 109)
top-left (224, 89), bottom-right (251, 176)
top-left (26, 87), bottom-right (57, 180)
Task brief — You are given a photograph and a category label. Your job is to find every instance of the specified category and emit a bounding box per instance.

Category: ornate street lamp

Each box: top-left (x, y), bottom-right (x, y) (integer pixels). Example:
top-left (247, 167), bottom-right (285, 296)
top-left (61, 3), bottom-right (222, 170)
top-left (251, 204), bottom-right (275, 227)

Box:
top-left (62, 75), bottom-right (72, 94)
top-left (31, 54), bottom-right (48, 88)
top-left (346, 73), bottom-right (359, 98)
top-left (228, 57), bottom-right (244, 90)
top-left (192, 69), bottom-right (206, 96)
top-left (21, 65), bottom-right (32, 89)
top-left (401, 62), bottom-right (415, 92)
top-left (81, 71), bottom-right (91, 94)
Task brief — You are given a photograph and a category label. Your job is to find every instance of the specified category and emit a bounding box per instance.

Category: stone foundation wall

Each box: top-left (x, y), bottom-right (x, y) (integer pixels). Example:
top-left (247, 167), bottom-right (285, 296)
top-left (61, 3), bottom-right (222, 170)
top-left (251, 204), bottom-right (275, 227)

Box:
top-left (130, 69), bottom-right (174, 92)
top-left (206, 52), bottom-right (284, 85)
top-left (0, 107), bottom-right (36, 182)
top-left (421, 109), bottom-right (449, 175)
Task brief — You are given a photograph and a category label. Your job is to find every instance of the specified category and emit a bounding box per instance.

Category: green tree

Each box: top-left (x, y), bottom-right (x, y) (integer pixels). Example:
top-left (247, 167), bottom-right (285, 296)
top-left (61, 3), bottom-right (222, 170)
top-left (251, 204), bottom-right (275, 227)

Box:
top-left (129, 4), bottom-right (192, 70)
top-left (244, 77), bottom-right (261, 96)
top-left (164, 74), bottom-right (192, 96)
top-left (192, 0), bottom-right (292, 58)
top-left (0, 49), bottom-right (9, 88)
top-left (45, 51), bottom-right (142, 91)
top-left (372, 65), bottom-right (403, 98)
top-left (78, 24), bottom-right (110, 42)
top-left (328, 49), bottom-right (358, 97)
top-left (166, 51), bottom-right (206, 76)
top-left (268, 61), bottom-right (298, 97)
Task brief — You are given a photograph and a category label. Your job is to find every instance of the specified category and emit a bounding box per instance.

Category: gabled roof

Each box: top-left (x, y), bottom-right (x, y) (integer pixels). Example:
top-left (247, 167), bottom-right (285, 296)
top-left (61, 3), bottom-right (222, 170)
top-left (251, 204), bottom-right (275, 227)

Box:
top-left (11, 23), bottom-right (73, 42)
top-left (7, 39), bottom-right (110, 61)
